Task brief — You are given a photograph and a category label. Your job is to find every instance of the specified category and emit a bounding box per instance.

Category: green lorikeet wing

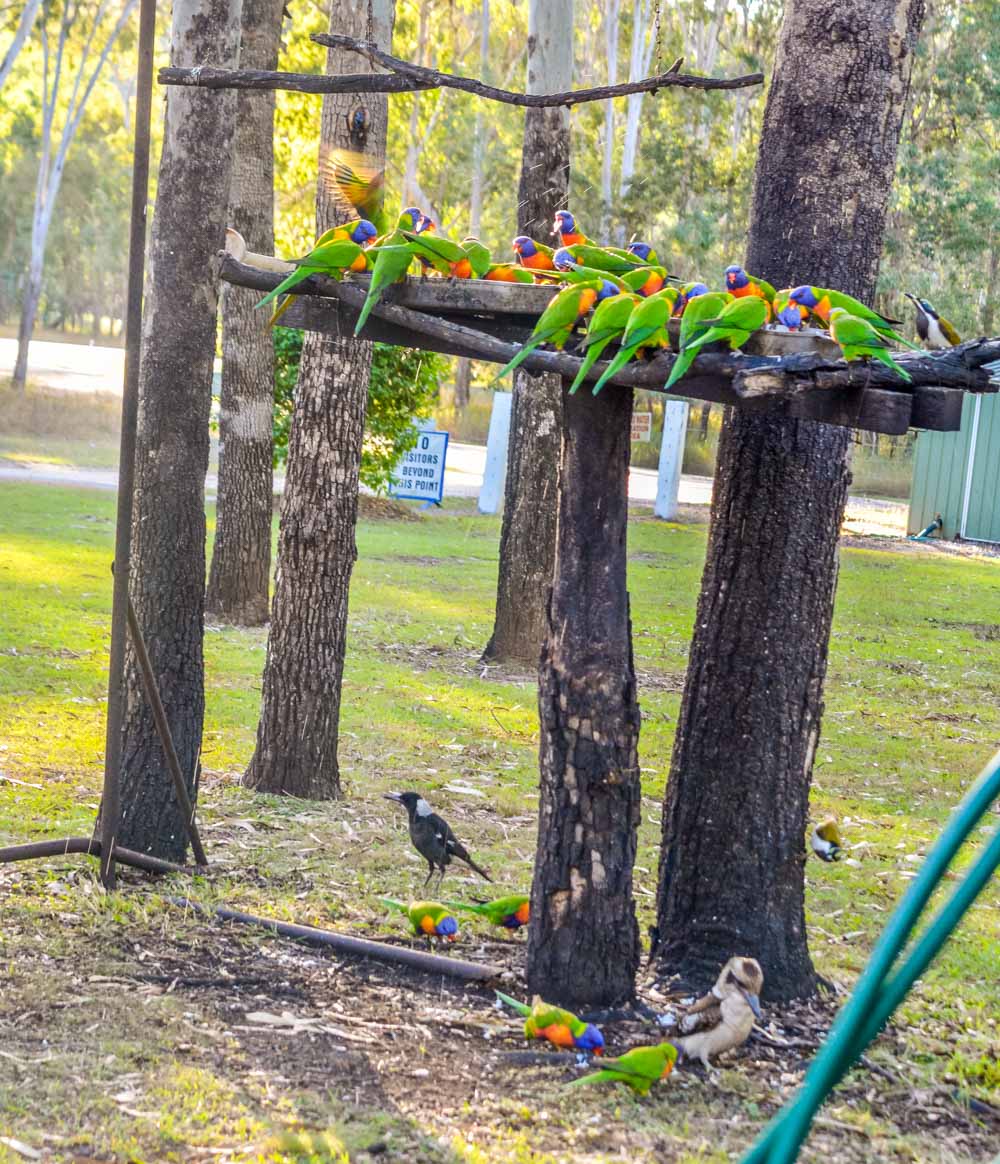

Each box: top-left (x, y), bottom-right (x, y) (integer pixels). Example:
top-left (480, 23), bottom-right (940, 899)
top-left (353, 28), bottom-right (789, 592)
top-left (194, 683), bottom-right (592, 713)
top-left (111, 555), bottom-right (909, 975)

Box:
top-left (354, 242), bottom-right (417, 335)
top-left (813, 288), bottom-right (919, 350)
top-left (562, 244), bottom-right (644, 274)
top-left (256, 239), bottom-right (365, 310)
top-left (568, 294), bottom-right (641, 394)
top-left (446, 895), bottom-right (529, 925)
top-left (320, 147), bottom-right (388, 234)
top-left (460, 238), bottom-right (493, 278)
top-left (401, 229), bottom-right (469, 273)
top-left (536, 263), bottom-right (627, 291)
top-left (590, 292), bottom-right (673, 396)
top-left (567, 1043), bottom-right (677, 1094)
top-left (491, 281), bottom-right (604, 383)
top-left (484, 263), bottom-right (534, 283)
top-left (378, 896), bottom-right (407, 915)
top-left (664, 292), bottom-right (733, 390)
top-left (495, 990), bottom-right (532, 1018)
top-left (830, 311), bottom-right (913, 382)
top-left (684, 295), bottom-right (768, 355)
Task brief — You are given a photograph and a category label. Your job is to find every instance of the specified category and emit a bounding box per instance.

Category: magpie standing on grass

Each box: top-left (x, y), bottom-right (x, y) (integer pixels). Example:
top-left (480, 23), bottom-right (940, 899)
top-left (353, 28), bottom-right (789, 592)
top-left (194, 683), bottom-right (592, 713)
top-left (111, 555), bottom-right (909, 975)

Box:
top-left (384, 791), bottom-right (492, 887)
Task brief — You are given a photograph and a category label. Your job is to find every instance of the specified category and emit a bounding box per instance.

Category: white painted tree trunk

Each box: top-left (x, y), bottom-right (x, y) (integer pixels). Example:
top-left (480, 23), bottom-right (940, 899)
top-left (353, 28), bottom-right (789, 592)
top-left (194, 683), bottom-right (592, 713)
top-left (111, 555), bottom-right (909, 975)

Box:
top-left (0, 0), bottom-right (42, 90)
top-left (600, 0), bottom-right (620, 238)
top-left (618, 0), bottom-right (655, 220)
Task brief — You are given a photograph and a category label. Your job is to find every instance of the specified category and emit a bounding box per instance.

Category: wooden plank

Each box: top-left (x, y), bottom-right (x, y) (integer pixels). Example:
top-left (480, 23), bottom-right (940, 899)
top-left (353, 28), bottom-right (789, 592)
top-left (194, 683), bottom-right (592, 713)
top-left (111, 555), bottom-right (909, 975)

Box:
top-left (910, 385), bottom-right (966, 432)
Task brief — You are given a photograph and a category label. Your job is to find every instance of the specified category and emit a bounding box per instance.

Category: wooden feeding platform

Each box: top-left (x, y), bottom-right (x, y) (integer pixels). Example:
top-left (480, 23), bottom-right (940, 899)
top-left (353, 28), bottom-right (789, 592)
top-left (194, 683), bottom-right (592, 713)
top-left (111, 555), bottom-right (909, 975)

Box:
top-left (221, 250), bottom-right (1000, 438)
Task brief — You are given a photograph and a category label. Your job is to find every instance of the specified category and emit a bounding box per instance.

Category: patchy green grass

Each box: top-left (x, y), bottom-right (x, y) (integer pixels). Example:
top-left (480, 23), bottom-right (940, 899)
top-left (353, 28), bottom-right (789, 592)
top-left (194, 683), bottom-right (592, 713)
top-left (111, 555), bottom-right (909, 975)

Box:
top-left (0, 481), bottom-right (998, 1163)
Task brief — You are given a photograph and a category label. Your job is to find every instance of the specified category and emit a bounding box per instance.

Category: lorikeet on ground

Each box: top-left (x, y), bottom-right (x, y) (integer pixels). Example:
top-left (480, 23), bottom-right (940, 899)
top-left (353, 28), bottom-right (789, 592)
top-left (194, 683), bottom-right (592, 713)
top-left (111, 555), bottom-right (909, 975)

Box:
top-left (483, 263), bottom-right (535, 284)
top-left (904, 293), bottom-right (961, 349)
top-left (682, 295), bottom-right (768, 357)
top-left (567, 1041), bottom-right (678, 1095)
top-left (672, 281), bottom-right (711, 317)
top-left (255, 238), bottom-right (367, 313)
top-left (811, 817), bottom-right (843, 861)
top-left (512, 236), bottom-right (556, 271)
top-left (828, 307), bottom-right (913, 382)
top-left (663, 291), bottom-right (733, 391)
top-left (627, 240), bottom-right (659, 264)
top-left (589, 288), bottom-right (674, 396)
top-left (353, 207), bottom-right (425, 335)
top-left (491, 279), bottom-right (619, 383)
top-left (567, 292), bottom-right (642, 394)
top-left (552, 210), bottom-right (589, 247)
top-left (495, 991), bottom-right (604, 1053)
top-left (724, 265), bottom-right (776, 319)
top-left (379, 897), bottom-right (459, 941)
top-left (788, 286), bottom-right (918, 349)
top-left (445, 894), bottom-right (530, 929)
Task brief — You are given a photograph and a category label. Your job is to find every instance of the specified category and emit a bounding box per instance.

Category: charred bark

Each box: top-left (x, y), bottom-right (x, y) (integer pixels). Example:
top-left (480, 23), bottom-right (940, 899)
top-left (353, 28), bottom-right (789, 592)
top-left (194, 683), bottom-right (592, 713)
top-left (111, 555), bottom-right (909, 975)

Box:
top-left (115, 0), bottom-right (242, 859)
top-left (243, 0), bottom-right (394, 798)
top-left (482, 0), bottom-right (570, 664)
top-left (205, 0), bottom-right (284, 626)
top-left (527, 382), bottom-right (642, 1007)
top-left (656, 0), bottom-right (926, 1000)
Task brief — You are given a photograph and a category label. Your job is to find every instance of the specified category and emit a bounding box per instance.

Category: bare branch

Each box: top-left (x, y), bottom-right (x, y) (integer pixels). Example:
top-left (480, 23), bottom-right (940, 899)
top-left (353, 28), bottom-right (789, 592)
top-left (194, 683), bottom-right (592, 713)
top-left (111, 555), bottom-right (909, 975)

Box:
top-left (158, 65), bottom-right (436, 94)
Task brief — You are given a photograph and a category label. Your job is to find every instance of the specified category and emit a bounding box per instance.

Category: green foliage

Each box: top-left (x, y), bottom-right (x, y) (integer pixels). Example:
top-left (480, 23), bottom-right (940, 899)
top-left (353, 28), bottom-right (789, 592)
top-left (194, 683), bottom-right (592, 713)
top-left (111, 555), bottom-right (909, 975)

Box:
top-left (272, 327), bottom-right (444, 494)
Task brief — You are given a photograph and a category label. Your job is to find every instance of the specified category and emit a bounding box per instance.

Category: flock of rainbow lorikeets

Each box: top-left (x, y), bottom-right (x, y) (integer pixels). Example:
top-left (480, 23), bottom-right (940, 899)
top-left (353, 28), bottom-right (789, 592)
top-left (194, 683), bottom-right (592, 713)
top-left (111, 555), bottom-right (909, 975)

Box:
top-left (377, 790), bottom-right (766, 1094)
top-left (255, 195), bottom-right (963, 392)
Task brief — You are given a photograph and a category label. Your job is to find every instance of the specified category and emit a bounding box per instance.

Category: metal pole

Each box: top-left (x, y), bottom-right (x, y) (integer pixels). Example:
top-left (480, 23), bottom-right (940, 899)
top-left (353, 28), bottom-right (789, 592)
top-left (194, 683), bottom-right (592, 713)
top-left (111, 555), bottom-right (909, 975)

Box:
top-left (100, 0), bottom-right (157, 889)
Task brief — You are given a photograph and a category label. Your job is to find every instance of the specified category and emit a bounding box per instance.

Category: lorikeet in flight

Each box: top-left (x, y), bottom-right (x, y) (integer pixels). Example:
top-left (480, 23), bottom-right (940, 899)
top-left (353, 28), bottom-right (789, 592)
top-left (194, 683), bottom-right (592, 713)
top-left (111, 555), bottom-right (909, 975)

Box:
top-left (567, 292), bottom-right (642, 395)
top-left (589, 287), bottom-right (675, 396)
top-left (567, 1041), bottom-right (678, 1095)
top-left (512, 236), bottom-right (556, 271)
top-left (663, 290), bottom-right (733, 391)
top-left (495, 991), bottom-right (604, 1053)
top-left (353, 207), bottom-right (425, 335)
top-left (788, 286), bottom-right (918, 349)
top-left (811, 817), bottom-right (843, 861)
top-left (828, 307), bottom-right (913, 382)
top-left (379, 897), bottom-right (459, 941)
top-left (904, 293), bottom-right (961, 349)
top-left (552, 209), bottom-right (589, 247)
top-left (321, 147), bottom-right (389, 235)
top-left (445, 894), bottom-right (530, 929)
top-left (724, 265), bottom-right (776, 319)
top-left (255, 238), bottom-right (367, 313)
top-left (491, 279), bottom-right (620, 383)
top-left (682, 295), bottom-right (768, 358)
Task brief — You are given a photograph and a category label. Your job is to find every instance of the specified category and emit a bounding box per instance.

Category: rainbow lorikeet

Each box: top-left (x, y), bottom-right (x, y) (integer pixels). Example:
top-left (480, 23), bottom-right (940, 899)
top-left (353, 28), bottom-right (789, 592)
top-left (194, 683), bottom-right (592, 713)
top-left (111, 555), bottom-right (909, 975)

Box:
top-left (627, 240), bottom-right (659, 265)
top-left (672, 281), bottom-right (711, 317)
top-left (445, 894), bottom-right (530, 929)
top-left (724, 265), bottom-right (776, 319)
top-left (589, 288), bottom-right (675, 396)
top-left (483, 263), bottom-right (535, 284)
top-left (460, 238), bottom-right (493, 278)
top-left (904, 293), bottom-right (961, 349)
top-left (788, 286), bottom-right (918, 349)
top-left (491, 279), bottom-right (619, 383)
top-left (811, 817), bottom-right (843, 861)
top-left (379, 897), bottom-right (459, 941)
top-left (512, 236), bottom-right (556, 271)
top-left (555, 244), bottom-right (645, 276)
top-left (539, 253), bottom-right (628, 290)
top-left (401, 228), bottom-right (475, 279)
top-left (828, 307), bottom-right (913, 382)
top-left (663, 291), bottom-right (733, 391)
top-left (259, 221), bottom-right (376, 323)
top-left (567, 292), bottom-right (642, 395)
top-left (495, 991), bottom-right (604, 1053)
top-left (567, 1041), bottom-right (678, 1095)
top-left (353, 207), bottom-right (425, 335)
top-left (255, 238), bottom-right (367, 314)
top-left (683, 295), bottom-right (768, 358)
top-left (772, 289), bottom-right (807, 330)
top-left (620, 265), bottom-right (671, 298)
top-left (552, 209), bottom-right (590, 247)
top-left (320, 147), bottom-right (389, 235)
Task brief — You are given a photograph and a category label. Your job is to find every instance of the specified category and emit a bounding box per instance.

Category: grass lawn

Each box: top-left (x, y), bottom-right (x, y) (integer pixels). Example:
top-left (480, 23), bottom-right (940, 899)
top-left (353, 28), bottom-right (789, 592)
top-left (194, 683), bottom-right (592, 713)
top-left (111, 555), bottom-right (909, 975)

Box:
top-left (0, 481), bottom-right (998, 1163)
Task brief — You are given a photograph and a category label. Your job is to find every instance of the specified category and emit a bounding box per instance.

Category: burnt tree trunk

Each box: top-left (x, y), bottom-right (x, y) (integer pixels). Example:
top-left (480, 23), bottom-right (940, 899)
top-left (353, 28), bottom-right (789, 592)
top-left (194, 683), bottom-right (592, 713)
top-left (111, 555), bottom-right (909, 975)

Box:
top-left (243, 0), bottom-right (394, 798)
top-left (527, 382), bottom-right (641, 1007)
top-left (482, 0), bottom-right (570, 664)
top-left (205, 0), bottom-right (284, 626)
top-left (115, 0), bottom-right (242, 859)
top-left (655, 0), bottom-right (925, 1001)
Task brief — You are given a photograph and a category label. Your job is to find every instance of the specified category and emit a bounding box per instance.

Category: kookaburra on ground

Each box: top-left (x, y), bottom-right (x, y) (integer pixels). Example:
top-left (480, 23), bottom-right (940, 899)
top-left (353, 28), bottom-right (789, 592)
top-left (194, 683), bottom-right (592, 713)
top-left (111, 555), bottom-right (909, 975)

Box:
top-left (904, 293), bottom-right (961, 349)
top-left (384, 791), bottom-right (492, 887)
top-left (674, 956), bottom-right (764, 1069)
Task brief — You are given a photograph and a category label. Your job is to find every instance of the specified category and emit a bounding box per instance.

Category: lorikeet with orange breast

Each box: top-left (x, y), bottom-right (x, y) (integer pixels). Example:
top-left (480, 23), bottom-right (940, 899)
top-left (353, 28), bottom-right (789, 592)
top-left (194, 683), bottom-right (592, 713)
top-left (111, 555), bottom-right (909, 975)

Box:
top-left (828, 307), bottom-right (913, 382)
top-left (512, 236), bottom-right (556, 271)
top-left (724, 265), bottom-right (776, 319)
top-left (552, 209), bottom-right (590, 247)
top-left (589, 287), bottom-right (675, 395)
top-left (788, 285), bottom-right (919, 349)
top-left (496, 991), bottom-right (604, 1053)
top-left (379, 898), bottom-right (459, 941)
top-left (445, 894), bottom-right (530, 929)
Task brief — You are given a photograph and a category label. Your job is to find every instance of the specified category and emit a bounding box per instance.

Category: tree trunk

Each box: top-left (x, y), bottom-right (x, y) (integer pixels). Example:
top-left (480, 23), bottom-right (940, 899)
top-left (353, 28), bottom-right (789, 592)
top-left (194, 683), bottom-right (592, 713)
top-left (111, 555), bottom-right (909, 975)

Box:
top-left (526, 381), bottom-right (641, 1008)
top-left (243, 0), bottom-right (394, 799)
top-left (114, 0), bottom-right (242, 860)
top-left (655, 0), bottom-right (925, 1002)
top-left (453, 358), bottom-right (471, 409)
top-left (205, 0), bottom-right (284, 626)
top-left (0, 0), bottom-right (42, 91)
top-left (697, 401), bottom-right (711, 441)
top-left (482, 0), bottom-right (570, 665)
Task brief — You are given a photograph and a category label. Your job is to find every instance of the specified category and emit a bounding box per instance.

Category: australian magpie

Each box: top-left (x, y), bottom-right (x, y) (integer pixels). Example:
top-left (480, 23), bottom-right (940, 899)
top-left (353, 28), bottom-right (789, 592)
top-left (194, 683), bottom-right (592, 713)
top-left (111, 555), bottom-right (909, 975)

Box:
top-left (384, 791), bottom-right (492, 887)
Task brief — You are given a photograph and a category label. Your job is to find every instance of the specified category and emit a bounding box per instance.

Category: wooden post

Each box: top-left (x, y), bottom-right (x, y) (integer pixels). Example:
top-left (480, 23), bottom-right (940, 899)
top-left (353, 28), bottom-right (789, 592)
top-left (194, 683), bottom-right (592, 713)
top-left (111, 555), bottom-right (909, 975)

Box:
top-left (654, 399), bottom-right (689, 521)
top-left (527, 380), bottom-right (641, 1007)
top-left (478, 390), bottom-right (512, 514)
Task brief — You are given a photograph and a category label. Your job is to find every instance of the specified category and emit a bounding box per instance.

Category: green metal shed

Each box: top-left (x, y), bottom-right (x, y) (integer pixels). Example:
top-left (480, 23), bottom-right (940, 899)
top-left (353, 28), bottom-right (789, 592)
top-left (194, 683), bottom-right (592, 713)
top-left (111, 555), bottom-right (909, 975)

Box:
top-left (908, 371), bottom-right (1000, 543)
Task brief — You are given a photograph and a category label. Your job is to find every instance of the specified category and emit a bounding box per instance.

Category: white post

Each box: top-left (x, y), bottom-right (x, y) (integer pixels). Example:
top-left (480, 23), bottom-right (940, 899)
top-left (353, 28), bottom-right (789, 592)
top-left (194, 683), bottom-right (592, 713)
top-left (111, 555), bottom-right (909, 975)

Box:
top-left (478, 390), bottom-right (512, 514)
top-left (654, 400), bottom-right (690, 520)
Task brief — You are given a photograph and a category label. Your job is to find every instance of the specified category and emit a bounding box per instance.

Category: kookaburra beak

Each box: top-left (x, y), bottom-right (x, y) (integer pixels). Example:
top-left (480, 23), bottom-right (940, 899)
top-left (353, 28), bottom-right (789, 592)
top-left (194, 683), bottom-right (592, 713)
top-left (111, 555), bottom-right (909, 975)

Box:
top-left (744, 991), bottom-right (763, 1020)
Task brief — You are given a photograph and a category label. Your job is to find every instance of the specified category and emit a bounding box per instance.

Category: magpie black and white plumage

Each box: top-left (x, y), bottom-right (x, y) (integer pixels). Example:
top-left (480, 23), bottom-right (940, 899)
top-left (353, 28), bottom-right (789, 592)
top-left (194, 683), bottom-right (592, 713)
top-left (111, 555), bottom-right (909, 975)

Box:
top-left (384, 791), bottom-right (492, 887)
top-left (904, 293), bottom-right (962, 349)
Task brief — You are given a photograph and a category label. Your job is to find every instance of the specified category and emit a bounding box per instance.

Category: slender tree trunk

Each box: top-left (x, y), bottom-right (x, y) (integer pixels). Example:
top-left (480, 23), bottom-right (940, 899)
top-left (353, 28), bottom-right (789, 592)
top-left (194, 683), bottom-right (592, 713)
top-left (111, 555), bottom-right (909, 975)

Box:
top-left (526, 381), bottom-right (642, 1008)
top-left (114, 0), bottom-right (242, 859)
top-left (205, 0), bottom-right (284, 626)
top-left (697, 401), bottom-right (711, 441)
top-left (0, 0), bottom-right (42, 91)
top-left (244, 0), bottom-right (394, 799)
top-left (482, 0), bottom-right (570, 664)
top-left (655, 0), bottom-right (925, 1001)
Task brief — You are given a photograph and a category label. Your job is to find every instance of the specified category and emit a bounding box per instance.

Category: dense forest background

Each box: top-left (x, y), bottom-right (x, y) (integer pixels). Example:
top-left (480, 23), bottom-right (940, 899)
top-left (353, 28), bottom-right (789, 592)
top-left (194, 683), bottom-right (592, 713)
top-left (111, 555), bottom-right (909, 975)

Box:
top-left (1, 0), bottom-right (996, 360)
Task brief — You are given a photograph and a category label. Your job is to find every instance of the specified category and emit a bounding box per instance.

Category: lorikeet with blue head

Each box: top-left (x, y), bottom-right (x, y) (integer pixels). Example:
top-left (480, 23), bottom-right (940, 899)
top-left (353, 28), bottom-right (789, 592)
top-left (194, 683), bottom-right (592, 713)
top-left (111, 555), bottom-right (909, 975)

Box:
top-left (672, 281), bottom-right (711, 317)
top-left (379, 897), bottom-right (459, 941)
top-left (828, 307), bottom-right (913, 382)
top-left (491, 279), bottom-right (620, 383)
top-left (353, 207), bottom-right (426, 335)
top-left (552, 209), bottom-right (590, 247)
top-left (772, 289), bottom-right (807, 331)
top-left (589, 287), bottom-right (675, 395)
top-left (788, 286), bottom-right (918, 349)
top-left (255, 238), bottom-right (368, 315)
top-left (663, 290), bottom-right (733, 391)
top-left (567, 292), bottom-right (642, 395)
top-left (567, 1041), bottom-right (678, 1095)
top-left (495, 991), bottom-right (605, 1053)
top-left (512, 236), bottom-right (556, 272)
top-left (537, 250), bottom-right (629, 289)
top-left (724, 265), bottom-right (776, 319)
top-left (627, 240), bottom-right (659, 265)
top-left (682, 295), bottom-right (768, 358)
top-left (445, 894), bottom-right (530, 929)
top-left (554, 243), bottom-right (646, 276)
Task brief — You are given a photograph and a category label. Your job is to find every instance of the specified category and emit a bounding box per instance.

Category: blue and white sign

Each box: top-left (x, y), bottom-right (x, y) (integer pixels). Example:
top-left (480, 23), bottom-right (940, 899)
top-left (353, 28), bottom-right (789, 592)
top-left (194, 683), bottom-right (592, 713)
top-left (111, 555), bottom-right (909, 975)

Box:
top-left (390, 429), bottom-right (450, 503)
